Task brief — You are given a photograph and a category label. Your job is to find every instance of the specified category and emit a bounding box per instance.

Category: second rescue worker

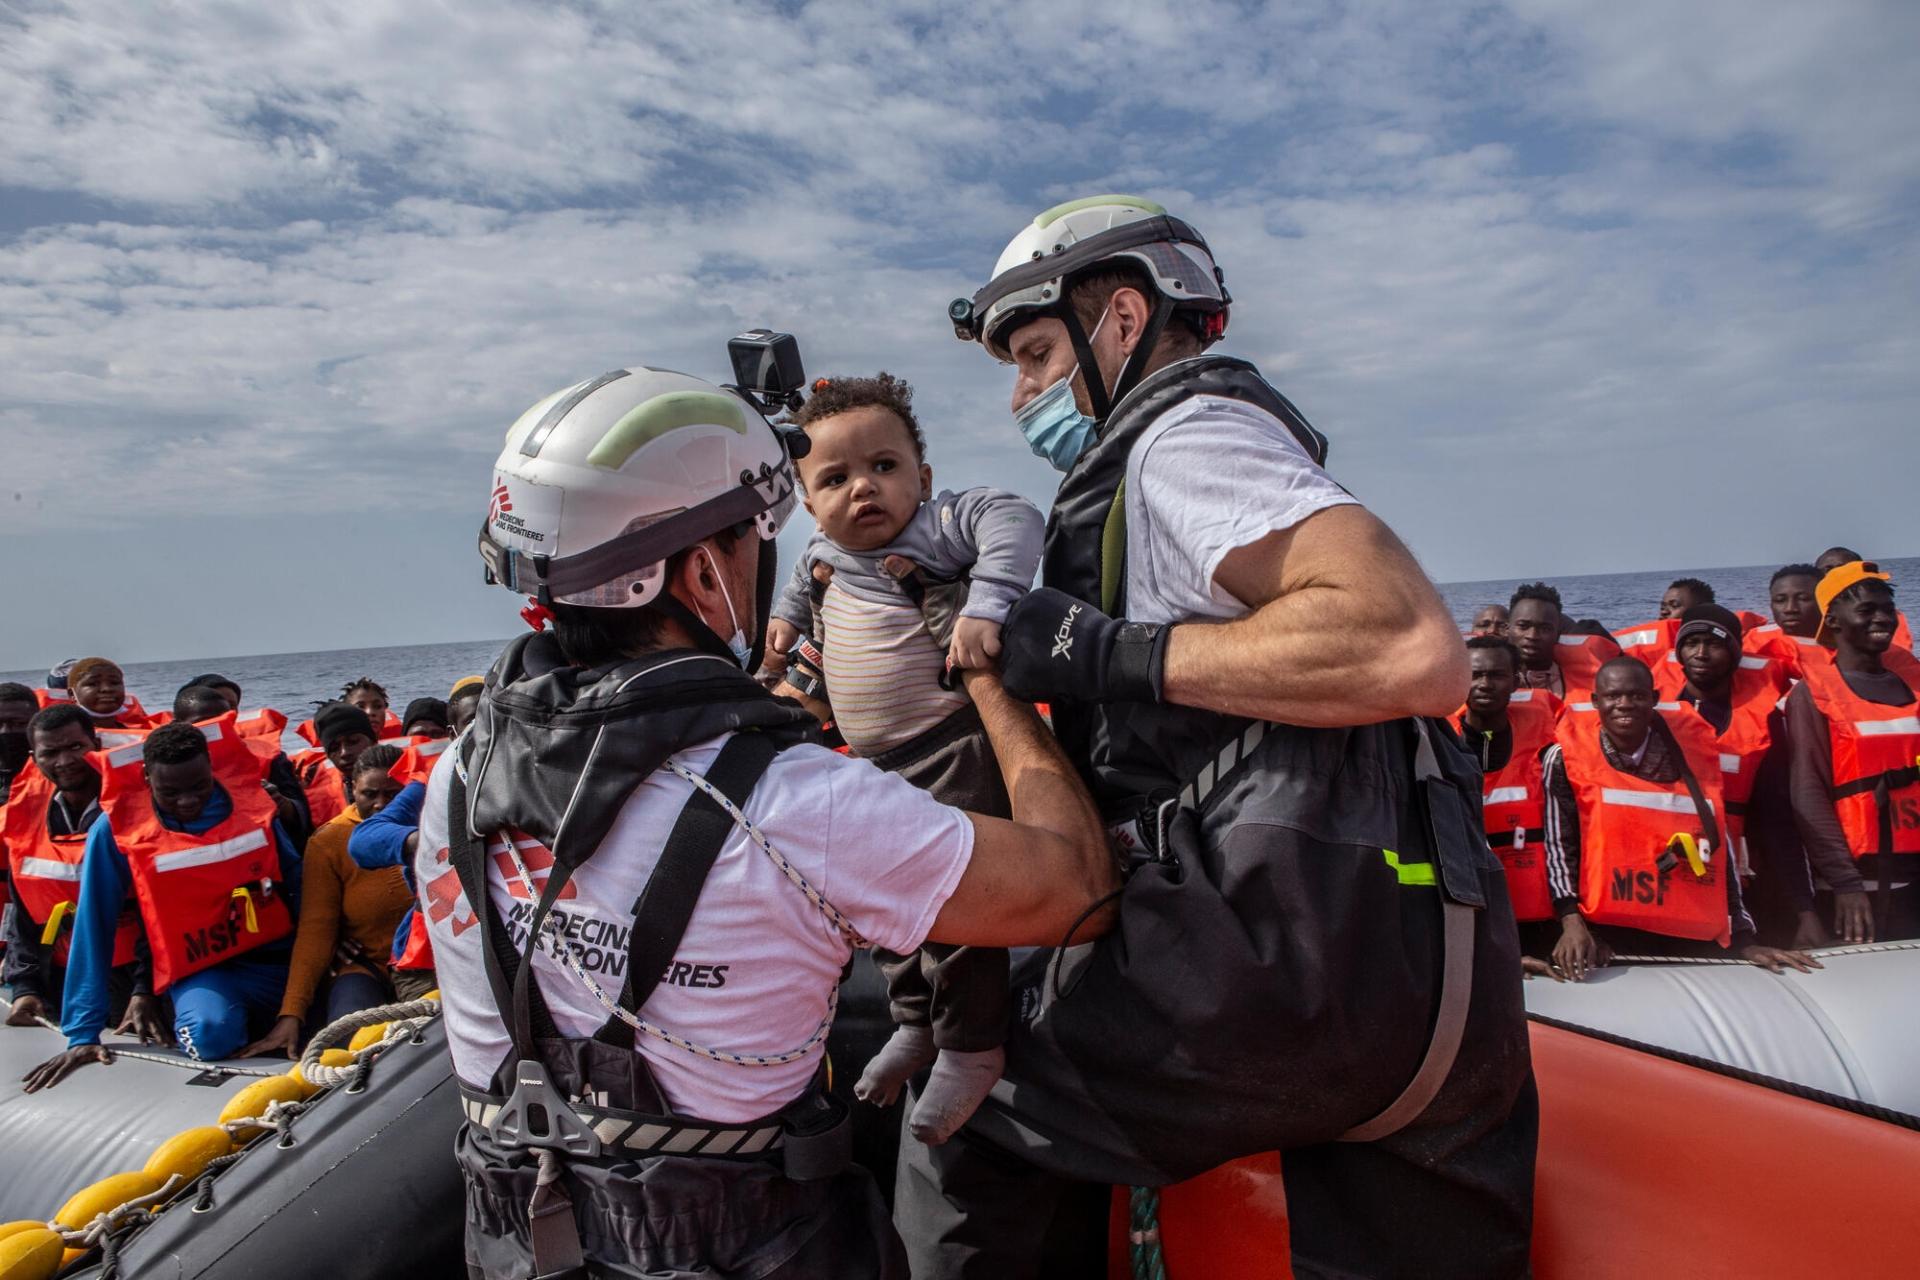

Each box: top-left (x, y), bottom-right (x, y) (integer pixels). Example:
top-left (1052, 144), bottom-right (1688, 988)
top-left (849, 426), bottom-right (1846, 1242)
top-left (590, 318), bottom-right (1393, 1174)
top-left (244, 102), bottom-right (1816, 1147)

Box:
top-left (937, 196), bottom-right (1537, 1279)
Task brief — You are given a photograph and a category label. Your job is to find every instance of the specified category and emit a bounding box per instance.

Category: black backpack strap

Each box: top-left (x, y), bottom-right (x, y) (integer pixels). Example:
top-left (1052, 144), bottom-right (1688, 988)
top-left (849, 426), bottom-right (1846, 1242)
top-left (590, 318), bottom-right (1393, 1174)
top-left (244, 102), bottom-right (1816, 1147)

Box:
top-left (1657, 715), bottom-right (1724, 855)
top-left (446, 766), bottom-right (563, 1060)
top-left (595, 732), bottom-right (781, 1050)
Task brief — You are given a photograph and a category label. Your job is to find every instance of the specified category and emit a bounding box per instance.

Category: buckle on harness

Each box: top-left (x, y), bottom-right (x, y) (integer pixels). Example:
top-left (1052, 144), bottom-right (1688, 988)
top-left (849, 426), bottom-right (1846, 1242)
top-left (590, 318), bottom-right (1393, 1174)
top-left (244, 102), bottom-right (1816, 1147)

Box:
top-left (489, 1062), bottom-right (602, 1158)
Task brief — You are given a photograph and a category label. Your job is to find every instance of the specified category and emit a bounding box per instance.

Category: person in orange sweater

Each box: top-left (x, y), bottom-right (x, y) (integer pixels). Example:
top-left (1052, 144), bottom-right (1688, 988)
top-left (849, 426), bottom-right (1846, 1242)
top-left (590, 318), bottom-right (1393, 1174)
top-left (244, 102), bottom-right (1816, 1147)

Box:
top-left (241, 745), bottom-right (414, 1057)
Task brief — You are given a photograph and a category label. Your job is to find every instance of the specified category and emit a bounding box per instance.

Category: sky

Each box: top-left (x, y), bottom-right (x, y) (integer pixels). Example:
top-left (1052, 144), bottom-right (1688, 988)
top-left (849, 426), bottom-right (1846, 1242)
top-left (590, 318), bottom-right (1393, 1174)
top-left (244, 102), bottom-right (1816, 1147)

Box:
top-left (4, 0), bottom-right (1916, 666)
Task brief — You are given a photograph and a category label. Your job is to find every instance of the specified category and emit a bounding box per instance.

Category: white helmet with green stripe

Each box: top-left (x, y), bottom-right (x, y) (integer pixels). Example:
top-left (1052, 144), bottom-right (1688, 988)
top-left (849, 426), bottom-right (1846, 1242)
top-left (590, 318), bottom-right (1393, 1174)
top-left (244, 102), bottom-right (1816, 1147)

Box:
top-left (952, 194), bottom-right (1231, 363)
top-left (479, 368), bottom-right (800, 610)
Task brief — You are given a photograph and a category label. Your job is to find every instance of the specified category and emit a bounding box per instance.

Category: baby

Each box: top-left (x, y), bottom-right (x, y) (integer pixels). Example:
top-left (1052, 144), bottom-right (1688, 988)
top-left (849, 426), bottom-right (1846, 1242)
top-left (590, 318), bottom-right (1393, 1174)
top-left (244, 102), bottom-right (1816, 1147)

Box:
top-left (765, 372), bottom-right (1044, 1146)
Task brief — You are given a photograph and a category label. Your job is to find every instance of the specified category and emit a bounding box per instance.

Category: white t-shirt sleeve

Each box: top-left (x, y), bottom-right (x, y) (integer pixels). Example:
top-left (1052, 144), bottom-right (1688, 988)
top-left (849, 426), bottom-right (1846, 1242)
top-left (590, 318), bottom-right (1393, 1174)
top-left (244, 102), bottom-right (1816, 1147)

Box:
top-left (1127, 395), bottom-right (1358, 624)
top-left (764, 745), bottom-right (974, 956)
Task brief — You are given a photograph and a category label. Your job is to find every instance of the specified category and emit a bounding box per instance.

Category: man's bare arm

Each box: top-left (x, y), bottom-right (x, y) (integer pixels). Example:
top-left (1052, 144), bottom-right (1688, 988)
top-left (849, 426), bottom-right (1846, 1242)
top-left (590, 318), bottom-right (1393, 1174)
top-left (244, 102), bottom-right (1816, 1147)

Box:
top-left (925, 671), bottom-right (1118, 947)
top-left (1161, 504), bottom-right (1466, 726)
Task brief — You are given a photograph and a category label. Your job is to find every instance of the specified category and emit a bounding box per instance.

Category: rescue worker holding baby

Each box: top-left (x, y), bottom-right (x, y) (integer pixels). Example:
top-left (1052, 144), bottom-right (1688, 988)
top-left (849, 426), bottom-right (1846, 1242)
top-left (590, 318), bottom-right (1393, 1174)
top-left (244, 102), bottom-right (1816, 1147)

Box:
top-left (913, 196), bottom-right (1539, 1279)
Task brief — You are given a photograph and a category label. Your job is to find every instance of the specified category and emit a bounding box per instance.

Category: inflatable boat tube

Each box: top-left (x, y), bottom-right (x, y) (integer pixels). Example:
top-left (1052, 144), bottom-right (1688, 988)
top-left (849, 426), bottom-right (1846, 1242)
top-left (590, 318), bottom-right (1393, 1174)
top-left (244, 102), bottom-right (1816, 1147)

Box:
top-left (0, 995), bottom-right (464, 1278)
top-left (1526, 944), bottom-right (1920, 1280)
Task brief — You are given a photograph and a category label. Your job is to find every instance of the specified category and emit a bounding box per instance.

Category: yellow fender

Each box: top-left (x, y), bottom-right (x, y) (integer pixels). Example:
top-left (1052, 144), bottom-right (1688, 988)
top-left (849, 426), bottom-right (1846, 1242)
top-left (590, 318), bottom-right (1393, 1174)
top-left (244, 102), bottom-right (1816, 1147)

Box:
top-left (143, 1126), bottom-right (234, 1183)
top-left (218, 1075), bottom-right (315, 1140)
top-left (347, 1022), bottom-right (390, 1053)
top-left (0, 1227), bottom-right (64, 1280)
top-left (54, 1169), bottom-right (167, 1264)
top-left (54, 1170), bottom-right (164, 1231)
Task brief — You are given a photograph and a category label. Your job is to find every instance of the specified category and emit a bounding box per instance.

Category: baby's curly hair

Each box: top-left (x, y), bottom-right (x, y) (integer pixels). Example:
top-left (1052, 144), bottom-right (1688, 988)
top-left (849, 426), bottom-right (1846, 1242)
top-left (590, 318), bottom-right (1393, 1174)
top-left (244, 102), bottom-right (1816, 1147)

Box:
top-left (793, 372), bottom-right (926, 461)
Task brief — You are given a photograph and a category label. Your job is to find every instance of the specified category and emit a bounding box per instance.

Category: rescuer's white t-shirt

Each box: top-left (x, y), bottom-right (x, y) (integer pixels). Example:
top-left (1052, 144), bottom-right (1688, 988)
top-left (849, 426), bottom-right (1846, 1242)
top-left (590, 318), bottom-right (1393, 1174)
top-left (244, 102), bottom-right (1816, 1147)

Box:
top-left (1124, 388), bottom-right (1358, 625)
top-left (415, 731), bottom-right (973, 1123)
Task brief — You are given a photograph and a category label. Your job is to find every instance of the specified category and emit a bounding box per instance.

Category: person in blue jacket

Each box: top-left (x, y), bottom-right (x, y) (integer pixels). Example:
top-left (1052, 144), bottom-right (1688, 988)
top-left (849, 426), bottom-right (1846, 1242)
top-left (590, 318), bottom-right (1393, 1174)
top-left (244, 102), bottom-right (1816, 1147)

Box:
top-left (21, 723), bottom-right (303, 1089)
top-left (347, 774), bottom-right (435, 998)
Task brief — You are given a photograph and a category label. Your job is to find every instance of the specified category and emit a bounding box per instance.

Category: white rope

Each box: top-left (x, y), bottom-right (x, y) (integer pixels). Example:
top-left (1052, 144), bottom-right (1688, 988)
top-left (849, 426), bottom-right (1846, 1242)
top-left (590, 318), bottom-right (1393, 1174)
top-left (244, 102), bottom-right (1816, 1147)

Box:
top-left (664, 757), bottom-right (869, 948)
top-left (296, 997), bottom-right (441, 1087)
top-left (23, 1013), bottom-right (282, 1076)
top-left (1610, 939), bottom-right (1920, 966)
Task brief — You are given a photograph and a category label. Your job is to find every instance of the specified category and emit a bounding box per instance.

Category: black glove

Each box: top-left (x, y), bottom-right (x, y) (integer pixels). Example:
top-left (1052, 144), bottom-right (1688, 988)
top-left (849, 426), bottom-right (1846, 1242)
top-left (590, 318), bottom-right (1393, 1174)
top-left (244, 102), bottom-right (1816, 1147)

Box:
top-left (785, 636), bottom-right (828, 701)
top-left (999, 588), bottom-right (1168, 705)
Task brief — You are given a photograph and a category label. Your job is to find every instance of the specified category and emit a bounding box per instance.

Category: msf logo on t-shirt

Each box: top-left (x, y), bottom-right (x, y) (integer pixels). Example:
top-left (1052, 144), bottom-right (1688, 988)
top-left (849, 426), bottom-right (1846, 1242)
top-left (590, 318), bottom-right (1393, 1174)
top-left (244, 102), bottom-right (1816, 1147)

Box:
top-left (1052, 603), bottom-right (1082, 659)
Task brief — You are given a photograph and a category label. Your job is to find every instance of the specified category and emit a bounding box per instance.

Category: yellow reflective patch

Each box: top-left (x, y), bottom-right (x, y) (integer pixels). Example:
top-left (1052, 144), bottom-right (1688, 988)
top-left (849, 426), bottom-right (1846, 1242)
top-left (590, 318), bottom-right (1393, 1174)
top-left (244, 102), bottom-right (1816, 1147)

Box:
top-left (1381, 848), bottom-right (1435, 887)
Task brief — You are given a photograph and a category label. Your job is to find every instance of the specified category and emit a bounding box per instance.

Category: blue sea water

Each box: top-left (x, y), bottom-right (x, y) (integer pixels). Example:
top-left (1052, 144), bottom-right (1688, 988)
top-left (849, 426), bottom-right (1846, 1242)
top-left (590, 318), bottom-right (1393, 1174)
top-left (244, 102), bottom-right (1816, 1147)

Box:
top-left (7, 558), bottom-right (1914, 740)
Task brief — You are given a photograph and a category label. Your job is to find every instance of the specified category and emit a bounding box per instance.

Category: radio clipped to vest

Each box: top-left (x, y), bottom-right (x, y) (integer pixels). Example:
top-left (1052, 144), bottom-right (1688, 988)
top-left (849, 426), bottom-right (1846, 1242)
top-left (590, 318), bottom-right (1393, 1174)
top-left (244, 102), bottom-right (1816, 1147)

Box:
top-left (95, 713), bottom-right (291, 992)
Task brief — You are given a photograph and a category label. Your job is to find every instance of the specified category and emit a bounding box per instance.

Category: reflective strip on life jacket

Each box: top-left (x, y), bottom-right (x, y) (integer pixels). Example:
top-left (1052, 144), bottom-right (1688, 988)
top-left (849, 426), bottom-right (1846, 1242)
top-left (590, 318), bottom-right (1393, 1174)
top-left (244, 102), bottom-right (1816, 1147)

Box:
top-left (150, 825), bottom-right (270, 873)
top-left (1487, 786), bottom-right (1530, 806)
top-left (17, 856), bottom-right (81, 881)
top-left (1858, 717), bottom-right (1920, 736)
top-left (1598, 788), bottom-right (1702, 815)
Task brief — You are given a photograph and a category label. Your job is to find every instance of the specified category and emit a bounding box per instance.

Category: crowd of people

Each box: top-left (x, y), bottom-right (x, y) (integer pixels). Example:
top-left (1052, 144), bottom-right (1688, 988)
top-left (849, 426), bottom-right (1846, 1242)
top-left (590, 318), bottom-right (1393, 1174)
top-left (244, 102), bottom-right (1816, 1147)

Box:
top-left (1, 666), bottom-right (482, 1087)
top-left (5, 194), bottom-right (1915, 1279)
top-left (1455, 551), bottom-right (1917, 980)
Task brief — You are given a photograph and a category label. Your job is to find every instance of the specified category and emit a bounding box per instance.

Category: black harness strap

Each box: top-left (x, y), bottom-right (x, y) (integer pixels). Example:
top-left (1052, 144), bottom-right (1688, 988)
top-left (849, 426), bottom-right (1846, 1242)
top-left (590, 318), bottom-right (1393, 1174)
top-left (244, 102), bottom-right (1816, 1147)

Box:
top-left (1661, 716), bottom-right (1725, 856)
top-left (447, 768), bottom-right (561, 1055)
top-left (596, 733), bottom-right (780, 1050)
top-left (1833, 762), bottom-right (1920, 801)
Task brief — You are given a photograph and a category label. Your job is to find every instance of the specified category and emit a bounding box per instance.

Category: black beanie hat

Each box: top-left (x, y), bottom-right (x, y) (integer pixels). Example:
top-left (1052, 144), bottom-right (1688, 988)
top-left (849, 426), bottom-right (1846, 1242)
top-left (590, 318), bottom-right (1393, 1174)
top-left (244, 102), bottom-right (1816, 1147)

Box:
top-left (315, 702), bottom-right (376, 748)
top-left (402, 697), bottom-right (450, 731)
top-left (1676, 603), bottom-right (1744, 649)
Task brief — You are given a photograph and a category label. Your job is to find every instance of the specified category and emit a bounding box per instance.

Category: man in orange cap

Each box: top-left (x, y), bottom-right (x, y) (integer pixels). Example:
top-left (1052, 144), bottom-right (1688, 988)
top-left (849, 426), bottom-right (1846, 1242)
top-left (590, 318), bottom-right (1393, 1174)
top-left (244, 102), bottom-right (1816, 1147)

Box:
top-left (1784, 561), bottom-right (1920, 942)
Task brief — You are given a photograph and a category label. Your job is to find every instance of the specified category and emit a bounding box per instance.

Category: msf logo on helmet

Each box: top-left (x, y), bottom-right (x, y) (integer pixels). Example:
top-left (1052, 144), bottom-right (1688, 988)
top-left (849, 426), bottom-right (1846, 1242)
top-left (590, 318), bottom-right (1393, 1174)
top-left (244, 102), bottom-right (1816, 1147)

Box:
top-left (488, 481), bottom-right (514, 525)
top-left (1052, 603), bottom-right (1082, 659)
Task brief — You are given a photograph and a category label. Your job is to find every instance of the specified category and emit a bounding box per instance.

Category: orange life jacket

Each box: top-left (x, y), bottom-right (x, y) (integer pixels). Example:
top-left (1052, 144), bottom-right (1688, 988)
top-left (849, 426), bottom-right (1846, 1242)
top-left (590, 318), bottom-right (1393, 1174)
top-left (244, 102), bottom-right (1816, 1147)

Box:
top-left (377, 737), bottom-right (451, 973)
top-left (37, 686), bottom-right (155, 729)
top-left (1454, 689), bottom-right (1558, 921)
top-left (232, 707), bottom-right (289, 758)
top-left (3, 768), bottom-right (141, 968)
top-left (1797, 662), bottom-right (1920, 861)
top-left (1744, 623), bottom-right (1820, 681)
top-left (1651, 667), bottom-right (1778, 877)
top-left (292, 749), bottom-right (348, 827)
top-left (1556, 703), bottom-right (1732, 945)
top-left (387, 736), bottom-right (452, 787)
top-left (96, 714), bottom-right (291, 991)
top-left (1554, 631), bottom-right (1623, 698)
top-left (1612, 619), bottom-right (1679, 669)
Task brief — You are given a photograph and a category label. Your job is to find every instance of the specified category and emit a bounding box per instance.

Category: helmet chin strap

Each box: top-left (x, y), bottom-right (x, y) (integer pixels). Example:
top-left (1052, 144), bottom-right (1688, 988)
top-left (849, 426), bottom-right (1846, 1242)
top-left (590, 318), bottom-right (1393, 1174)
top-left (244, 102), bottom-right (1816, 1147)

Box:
top-left (1058, 294), bottom-right (1178, 427)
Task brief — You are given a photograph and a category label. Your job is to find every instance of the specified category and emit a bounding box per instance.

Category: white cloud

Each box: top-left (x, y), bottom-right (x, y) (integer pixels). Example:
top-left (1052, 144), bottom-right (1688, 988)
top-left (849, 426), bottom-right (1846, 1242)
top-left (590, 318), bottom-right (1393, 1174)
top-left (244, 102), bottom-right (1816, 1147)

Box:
top-left (1, 0), bottom-right (1915, 660)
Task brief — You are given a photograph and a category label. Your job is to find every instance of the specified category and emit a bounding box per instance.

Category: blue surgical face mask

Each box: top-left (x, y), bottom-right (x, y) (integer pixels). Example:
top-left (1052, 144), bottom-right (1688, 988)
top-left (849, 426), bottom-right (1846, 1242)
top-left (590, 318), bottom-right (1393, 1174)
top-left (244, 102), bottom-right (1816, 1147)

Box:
top-left (1014, 307), bottom-right (1111, 472)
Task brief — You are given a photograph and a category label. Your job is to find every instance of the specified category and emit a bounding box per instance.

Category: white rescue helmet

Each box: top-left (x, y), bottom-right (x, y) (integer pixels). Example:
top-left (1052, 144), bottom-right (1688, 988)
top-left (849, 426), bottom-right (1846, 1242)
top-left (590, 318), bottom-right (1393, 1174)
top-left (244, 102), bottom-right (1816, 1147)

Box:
top-left (479, 368), bottom-right (799, 609)
top-left (950, 195), bottom-right (1231, 364)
